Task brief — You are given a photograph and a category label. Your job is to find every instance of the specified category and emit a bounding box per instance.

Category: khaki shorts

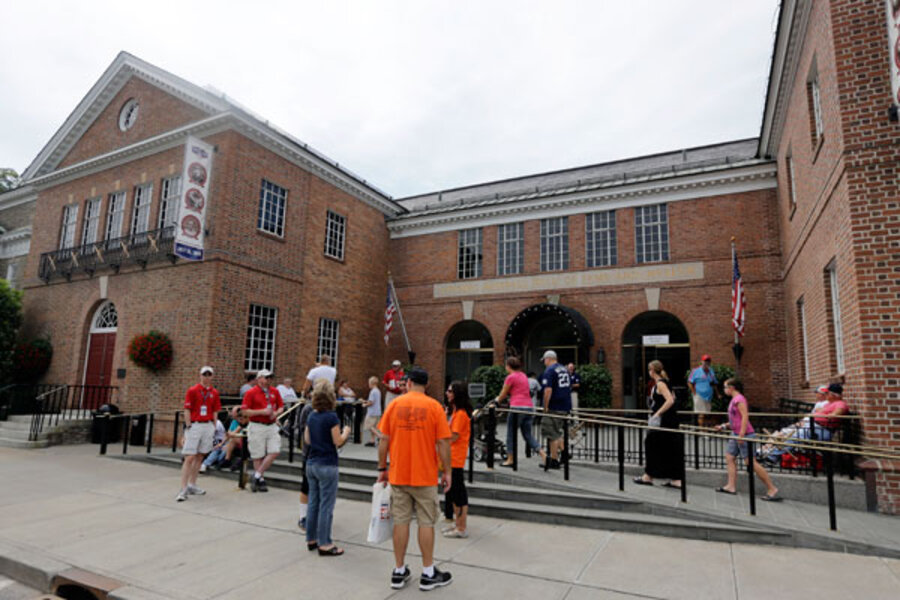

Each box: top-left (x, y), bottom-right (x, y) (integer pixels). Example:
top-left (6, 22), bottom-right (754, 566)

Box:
top-left (391, 484), bottom-right (439, 527)
top-left (248, 422), bottom-right (281, 459)
top-left (364, 415), bottom-right (380, 432)
top-left (540, 411), bottom-right (567, 440)
top-left (693, 395), bottom-right (712, 413)
top-left (182, 422), bottom-right (215, 455)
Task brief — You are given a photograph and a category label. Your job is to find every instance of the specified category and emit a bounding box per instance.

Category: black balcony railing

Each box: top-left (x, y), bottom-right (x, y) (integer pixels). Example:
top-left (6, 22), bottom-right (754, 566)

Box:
top-left (39, 226), bottom-right (177, 282)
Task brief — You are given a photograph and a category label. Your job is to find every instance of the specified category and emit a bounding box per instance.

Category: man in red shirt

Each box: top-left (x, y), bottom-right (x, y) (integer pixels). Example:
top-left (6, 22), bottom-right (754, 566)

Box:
top-left (241, 369), bottom-right (284, 492)
top-left (382, 360), bottom-right (404, 409)
top-left (177, 366), bottom-right (222, 502)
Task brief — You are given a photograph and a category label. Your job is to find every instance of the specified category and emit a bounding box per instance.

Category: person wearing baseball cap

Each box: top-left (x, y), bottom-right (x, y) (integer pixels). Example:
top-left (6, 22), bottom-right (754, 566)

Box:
top-left (177, 366), bottom-right (221, 501)
top-left (688, 354), bottom-right (720, 428)
top-left (382, 360), bottom-right (405, 409)
top-left (539, 350), bottom-right (571, 470)
top-left (240, 368), bottom-right (284, 492)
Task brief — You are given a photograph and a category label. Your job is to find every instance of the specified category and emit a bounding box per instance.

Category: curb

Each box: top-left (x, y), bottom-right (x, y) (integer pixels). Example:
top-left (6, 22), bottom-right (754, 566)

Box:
top-left (0, 539), bottom-right (68, 592)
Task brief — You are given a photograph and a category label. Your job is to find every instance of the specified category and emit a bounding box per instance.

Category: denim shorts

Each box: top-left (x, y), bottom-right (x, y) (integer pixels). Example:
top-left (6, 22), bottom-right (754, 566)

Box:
top-left (726, 433), bottom-right (756, 459)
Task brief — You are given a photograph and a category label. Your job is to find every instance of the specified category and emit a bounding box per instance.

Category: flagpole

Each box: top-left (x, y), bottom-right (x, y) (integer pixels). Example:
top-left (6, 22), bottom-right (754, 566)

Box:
top-left (387, 272), bottom-right (414, 363)
top-left (731, 237), bottom-right (743, 377)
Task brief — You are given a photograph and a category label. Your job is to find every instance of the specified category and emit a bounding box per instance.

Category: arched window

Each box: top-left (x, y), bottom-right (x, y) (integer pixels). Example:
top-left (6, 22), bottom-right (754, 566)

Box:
top-left (91, 302), bottom-right (118, 332)
top-left (621, 310), bottom-right (690, 409)
top-left (444, 320), bottom-right (494, 387)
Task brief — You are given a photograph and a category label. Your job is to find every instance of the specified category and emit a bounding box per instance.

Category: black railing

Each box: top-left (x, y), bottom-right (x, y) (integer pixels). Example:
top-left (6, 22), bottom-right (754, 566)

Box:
top-left (39, 226), bottom-right (176, 282)
top-left (28, 385), bottom-right (119, 441)
top-left (0, 383), bottom-right (64, 420)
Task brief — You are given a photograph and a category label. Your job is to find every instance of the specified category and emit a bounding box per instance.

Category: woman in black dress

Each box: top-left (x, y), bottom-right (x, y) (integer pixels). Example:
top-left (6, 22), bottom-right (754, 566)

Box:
top-left (633, 360), bottom-right (683, 488)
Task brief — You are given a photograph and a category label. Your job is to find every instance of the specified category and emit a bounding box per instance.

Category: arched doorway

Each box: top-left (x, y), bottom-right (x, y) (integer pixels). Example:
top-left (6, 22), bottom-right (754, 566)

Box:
top-left (621, 311), bottom-right (690, 410)
top-left (444, 320), bottom-right (494, 386)
top-left (506, 304), bottom-right (594, 376)
top-left (82, 301), bottom-right (118, 408)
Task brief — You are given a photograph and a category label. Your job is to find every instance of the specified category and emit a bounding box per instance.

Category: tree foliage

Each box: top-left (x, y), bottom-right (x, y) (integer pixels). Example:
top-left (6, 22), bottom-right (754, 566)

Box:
top-left (469, 365), bottom-right (506, 405)
top-left (0, 168), bottom-right (20, 193)
top-left (0, 279), bottom-right (24, 382)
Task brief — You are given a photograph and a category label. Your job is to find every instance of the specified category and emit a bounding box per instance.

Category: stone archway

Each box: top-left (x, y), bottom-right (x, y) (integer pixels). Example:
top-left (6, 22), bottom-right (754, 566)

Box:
top-left (505, 303), bottom-right (594, 376)
top-left (444, 320), bottom-right (495, 387)
top-left (620, 310), bottom-right (690, 410)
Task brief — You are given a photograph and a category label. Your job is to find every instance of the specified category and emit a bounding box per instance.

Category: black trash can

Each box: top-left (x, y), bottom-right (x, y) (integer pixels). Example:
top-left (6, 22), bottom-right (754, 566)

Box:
top-left (129, 414), bottom-right (147, 446)
top-left (91, 403), bottom-right (121, 444)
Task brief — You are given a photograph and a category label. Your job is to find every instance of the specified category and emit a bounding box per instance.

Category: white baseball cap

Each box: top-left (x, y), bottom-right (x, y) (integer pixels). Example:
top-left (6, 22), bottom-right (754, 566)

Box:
top-left (541, 350), bottom-right (557, 360)
top-left (199, 366), bottom-right (214, 375)
top-left (392, 360), bottom-right (402, 367)
top-left (256, 369), bottom-right (273, 378)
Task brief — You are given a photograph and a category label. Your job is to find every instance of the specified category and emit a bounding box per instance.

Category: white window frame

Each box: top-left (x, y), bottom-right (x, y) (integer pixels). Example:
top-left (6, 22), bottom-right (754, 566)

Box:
top-left (59, 204), bottom-right (78, 250)
top-left (317, 318), bottom-right (340, 369)
top-left (257, 179), bottom-right (287, 237)
top-left (81, 197), bottom-right (102, 248)
top-left (540, 217), bottom-right (569, 272)
top-left (158, 176), bottom-right (181, 230)
top-left (324, 210), bottom-right (346, 260)
top-left (826, 261), bottom-right (844, 374)
top-left (635, 204), bottom-right (669, 264)
top-left (245, 304), bottom-right (278, 372)
top-left (811, 76), bottom-right (824, 141)
top-left (497, 222), bottom-right (524, 276)
top-left (797, 297), bottom-right (809, 382)
top-left (786, 153), bottom-right (797, 211)
top-left (105, 191), bottom-right (126, 248)
top-left (457, 228), bottom-right (483, 279)
top-left (586, 210), bottom-right (617, 268)
top-left (130, 183), bottom-right (153, 242)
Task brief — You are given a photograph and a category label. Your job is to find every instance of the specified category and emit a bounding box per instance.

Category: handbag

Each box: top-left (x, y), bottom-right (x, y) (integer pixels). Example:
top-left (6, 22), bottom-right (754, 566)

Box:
top-left (367, 482), bottom-right (393, 544)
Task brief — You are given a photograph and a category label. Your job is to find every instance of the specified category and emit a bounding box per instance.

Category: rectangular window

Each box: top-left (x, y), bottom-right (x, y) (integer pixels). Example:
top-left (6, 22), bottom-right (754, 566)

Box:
top-left (786, 153), bottom-right (797, 212)
top-left (130, 183), bottom-right (153, 243)
top-left (586, 210), bottom-right (617, 268)
top-left (497, 222), bottom-right (524, 276)
top-left (797, 297), bottom-right (809, 382)
top-left (105, 191), bottom-right (126, 248)
top-left (257, 179), bottom-right (287, 237)
top-left (635, 204), bottom-right (669, 264)
top-left (810, 77), bottom-right (824, 141)
top-left (457, 228), bottom-right (483, 279)
top-left (317, 318), bottom-right (340, 369)
top-left (826, 261), bottom-right (844, 374)
top-left (245, 304), bottom-right (278, 372)
top-left (324, 210), bottom-right (346, 260)
top-left (540, 217), bottom-right (569, 272)
top-left (59, 204), bottom-right (78, 250)
top-left (81, 197), bottom-right (102, 248)
top-left (158, 176), bottom-right (181, 232)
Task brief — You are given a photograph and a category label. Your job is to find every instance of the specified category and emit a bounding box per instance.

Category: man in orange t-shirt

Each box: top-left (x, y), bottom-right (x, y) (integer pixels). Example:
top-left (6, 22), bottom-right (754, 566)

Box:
top-left (377, 367), bottom-right (453, 592)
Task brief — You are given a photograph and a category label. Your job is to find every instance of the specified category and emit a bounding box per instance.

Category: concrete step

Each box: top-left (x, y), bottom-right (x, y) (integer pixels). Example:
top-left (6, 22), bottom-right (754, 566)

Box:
top-left (0, 428), bottom-right (48, 442)
top-left (0, 436), bottom-right (49, 449)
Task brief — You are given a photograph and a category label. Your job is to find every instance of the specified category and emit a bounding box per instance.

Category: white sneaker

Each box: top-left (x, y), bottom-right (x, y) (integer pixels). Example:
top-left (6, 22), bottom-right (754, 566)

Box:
top-left (176, 490), bottom-right (187, 502)
top-left (199, 464), bottom-right (207, 474)
top-left (187, 485), bottom-right (206, 495)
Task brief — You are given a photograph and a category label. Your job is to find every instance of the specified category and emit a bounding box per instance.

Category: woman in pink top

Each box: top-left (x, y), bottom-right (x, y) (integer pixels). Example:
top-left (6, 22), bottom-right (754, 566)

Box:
top-left (715, 378), bottom-right (780, 501)
top-left (496, 356), bottom-right (546, 467)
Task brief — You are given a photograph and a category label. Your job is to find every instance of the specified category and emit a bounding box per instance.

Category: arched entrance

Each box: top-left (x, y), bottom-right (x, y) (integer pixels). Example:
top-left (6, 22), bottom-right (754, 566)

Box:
top-left (506, 303), bottom-right (594, 376)
top-left (82, 301), bottom-right (118, 408)
top-left (444, 320), bottom-right (494, 386)
top-left (621, 311), bottom-right (690, 410)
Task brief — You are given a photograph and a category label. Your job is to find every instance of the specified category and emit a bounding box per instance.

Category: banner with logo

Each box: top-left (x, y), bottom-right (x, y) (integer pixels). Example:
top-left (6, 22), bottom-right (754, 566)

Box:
top-left (174, 136), bottom-right (214, 261)
top-left (887, 0), bottom-right (900, 105)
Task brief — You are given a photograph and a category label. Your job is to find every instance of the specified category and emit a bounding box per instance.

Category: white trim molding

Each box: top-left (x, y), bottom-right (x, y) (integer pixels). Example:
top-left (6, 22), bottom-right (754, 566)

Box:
top-left (0, 185), bottom-right (37, 212)
top-left (389, 162), bottom-right (776, 238)
top-left (0, 226), bottom-right (32, 260)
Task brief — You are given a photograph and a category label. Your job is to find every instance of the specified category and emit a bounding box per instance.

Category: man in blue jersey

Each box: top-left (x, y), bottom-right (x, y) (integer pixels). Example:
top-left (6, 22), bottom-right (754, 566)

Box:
top-left (539, 350), bottom-right (571, 470)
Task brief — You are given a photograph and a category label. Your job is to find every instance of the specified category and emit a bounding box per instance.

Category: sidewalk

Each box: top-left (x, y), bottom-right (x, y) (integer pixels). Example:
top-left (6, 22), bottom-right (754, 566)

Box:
top-left (1, 445), bottom-right (899, 599)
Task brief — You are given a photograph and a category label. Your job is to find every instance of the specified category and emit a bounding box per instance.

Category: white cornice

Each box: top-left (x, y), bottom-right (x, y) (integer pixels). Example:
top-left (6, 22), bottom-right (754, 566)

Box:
top-left (759, 0), bottom-right (813, 157)
top-left (0, 185), bottom-right (37, 211)
top-left (0, 226), bottom-right (31, 260)
top-left (388, 162), bottom-right (777, 238)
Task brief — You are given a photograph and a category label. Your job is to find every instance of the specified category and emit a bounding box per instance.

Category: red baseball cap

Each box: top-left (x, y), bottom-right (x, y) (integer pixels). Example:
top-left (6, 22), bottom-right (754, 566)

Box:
top-left (701, 354), bottom-right (712, 362)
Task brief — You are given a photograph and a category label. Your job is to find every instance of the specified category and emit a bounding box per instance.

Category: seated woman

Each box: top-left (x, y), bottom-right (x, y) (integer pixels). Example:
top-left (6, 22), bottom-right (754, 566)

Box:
top-left (760, 383), bottom-right (847, 463)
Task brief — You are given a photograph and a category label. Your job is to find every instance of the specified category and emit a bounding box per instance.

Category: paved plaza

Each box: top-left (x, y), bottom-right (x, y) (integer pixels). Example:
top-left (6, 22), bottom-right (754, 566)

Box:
top-left (0, 445), bottom-right (899, 600)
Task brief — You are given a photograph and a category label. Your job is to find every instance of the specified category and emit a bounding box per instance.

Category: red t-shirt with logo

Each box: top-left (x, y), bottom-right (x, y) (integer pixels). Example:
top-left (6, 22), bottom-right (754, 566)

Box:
top-left (383, 368), bottom-right (405, 394)
top-left (241, 385), bottom-right (284, 424)
top-left (184, 384), bottom-right (221, 423)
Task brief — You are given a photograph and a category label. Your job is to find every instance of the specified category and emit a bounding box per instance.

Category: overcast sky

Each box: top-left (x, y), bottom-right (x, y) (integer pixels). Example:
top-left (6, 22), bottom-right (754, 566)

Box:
top-left (0, 1), bottom-right (779, 198)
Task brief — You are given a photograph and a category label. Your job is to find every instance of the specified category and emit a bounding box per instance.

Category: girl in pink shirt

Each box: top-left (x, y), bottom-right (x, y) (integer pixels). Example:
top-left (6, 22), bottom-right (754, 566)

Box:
top-left (496, 356), bottom-right (546, 467)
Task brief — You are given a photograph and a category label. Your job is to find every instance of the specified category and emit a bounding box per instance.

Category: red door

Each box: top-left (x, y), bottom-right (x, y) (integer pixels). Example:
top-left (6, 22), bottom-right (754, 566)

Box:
top-left (84, 332), bottom-right (116, 408)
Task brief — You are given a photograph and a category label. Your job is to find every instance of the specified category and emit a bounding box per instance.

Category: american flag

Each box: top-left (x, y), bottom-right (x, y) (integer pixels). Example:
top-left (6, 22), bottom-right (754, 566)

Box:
top-left (384, 286), bottom-right (396, 345)
top-left (732, 251), bottom-right (746, 336)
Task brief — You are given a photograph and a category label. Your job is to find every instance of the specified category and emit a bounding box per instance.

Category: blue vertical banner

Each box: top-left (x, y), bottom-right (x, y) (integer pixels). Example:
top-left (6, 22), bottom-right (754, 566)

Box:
top-left (174, 136), bottom-right (214, 261)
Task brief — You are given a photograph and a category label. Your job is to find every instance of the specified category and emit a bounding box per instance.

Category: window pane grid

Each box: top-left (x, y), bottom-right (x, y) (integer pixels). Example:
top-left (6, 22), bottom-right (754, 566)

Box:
top-left (159, 176), bottom-right (181, 230)
top-left (59, 204), bottom-right (78, 250)
top-left (81, 197), bottom-right (101, 247)
top-left (317, 318), bottom-right (340, 369)
top-left (105, 192), bottom-right (126, 248)
top-left (324, 211), bottom-right (346, 260)
top-left (457, 228), bottom-right (483, 279)
top-left (635, 204), bottom-right (669, 264)
top-left (497, 223), bottom-right (524, 275)
top-left (586, 210), bottom-right (617, 268)
top-left (828, 263), bottom-right (844, 373)
top-left (131, 183), bottom-right (153, 241)
top-left (245, 304), bottom-right (278, 372)
top-left (798, 297), bottom-right (809, 381)
top-left (540, 217), bottom-right (568, 271)
top-left (258, 180), bottom-right (287, 237)
top-left (811, 78), bottom-right (824, 139)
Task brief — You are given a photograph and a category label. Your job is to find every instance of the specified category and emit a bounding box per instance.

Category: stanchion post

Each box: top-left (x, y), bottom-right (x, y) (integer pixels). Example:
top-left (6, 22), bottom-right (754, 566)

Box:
top-left (512, 411), bottom-right (518, 472)
top-left (486, 404), bottom-right (496, 470)
top-left (594, 422), bottom-right (600, 463)
top-left (694, 414), bottom-right (700, 470)
top-left (617, 424), bottom-right (625, 491)
top-left (681, 432), bottom-right (688, 503)
top-left (747, 439), bottom-right (756, 516)
top-left (563, 415), bottom-right (569, 481)
top-left (826, 450), bottom-right (837, 531)
top-left (122, 417), bottom-right (130, 455)
top-left (468, 418), bottom-right (475, 484)
top-left (172, 411), bottom-right (180, 453)
top-left (99, 415), bottom-right (109, 456)
top-left (288, 418), bottom-right (295, 464)
top-left (146, 413), bottom-right (154, 454)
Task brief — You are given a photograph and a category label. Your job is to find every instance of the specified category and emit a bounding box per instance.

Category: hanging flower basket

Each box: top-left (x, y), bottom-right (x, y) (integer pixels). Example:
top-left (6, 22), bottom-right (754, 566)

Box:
top-left (128, 331), bottom-right (173, 372)
top-left (12, 338), bottom-right (53, 382)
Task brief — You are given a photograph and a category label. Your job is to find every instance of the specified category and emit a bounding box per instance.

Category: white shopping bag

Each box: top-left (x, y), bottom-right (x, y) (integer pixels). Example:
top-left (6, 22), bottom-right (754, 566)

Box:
top-left (367, 482), bottom-right (393, 544)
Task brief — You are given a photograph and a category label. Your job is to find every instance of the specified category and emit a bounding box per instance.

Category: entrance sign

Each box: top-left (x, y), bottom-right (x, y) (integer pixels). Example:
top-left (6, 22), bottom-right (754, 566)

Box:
top-left (887, 0), bottom-right (900, 105)
top-left (468, 383), bottom-right (486, 399)
top-left (642, 335), bottom-right (670, 345)
top-left (460, 340), bottom-right (481, 349)
top-left (174, 136), bottom-right (214, 261)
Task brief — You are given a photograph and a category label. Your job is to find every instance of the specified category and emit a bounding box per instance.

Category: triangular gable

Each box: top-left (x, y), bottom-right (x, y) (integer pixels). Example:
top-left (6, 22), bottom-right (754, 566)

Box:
top-left (22, 51), bottom-right (229, 180)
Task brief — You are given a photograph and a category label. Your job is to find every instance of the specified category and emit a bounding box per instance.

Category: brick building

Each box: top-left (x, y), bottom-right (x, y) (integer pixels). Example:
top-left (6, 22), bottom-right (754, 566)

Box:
top-left (2, 0), bottom-right (899, 511)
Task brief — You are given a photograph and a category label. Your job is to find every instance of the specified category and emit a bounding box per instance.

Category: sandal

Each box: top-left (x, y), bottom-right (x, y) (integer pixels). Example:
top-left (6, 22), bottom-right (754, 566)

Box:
top-left (760, 493), bottom-right (783, 502)
top-left (632, 477), bottom-right (653, 486)
top-left (662, 482), bottom-right (682, 489)
top-left (307, 541), bottom-right (318, 551)
top-left (715, 487), bottom-right (737, 495)
top-left (317, 546), bottom-right (344, 556)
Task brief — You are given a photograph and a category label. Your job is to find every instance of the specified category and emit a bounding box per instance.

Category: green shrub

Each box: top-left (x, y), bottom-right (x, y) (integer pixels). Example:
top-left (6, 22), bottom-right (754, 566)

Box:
top-left (684, 363), bottom-right (735, 412)
top-left (577, 363), bottom-right (613, 408)
top-left (469, 365), bottom-right (506, 405)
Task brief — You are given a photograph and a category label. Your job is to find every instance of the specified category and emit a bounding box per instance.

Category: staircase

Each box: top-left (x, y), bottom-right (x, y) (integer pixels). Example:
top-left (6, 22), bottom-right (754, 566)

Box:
top-left (0, 415), bottom-right (91, 449)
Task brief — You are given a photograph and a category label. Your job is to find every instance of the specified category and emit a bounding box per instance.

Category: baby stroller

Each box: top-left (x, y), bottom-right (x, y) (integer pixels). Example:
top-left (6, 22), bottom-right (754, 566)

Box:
top-left (471, 401), bottom-right (508, 463)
